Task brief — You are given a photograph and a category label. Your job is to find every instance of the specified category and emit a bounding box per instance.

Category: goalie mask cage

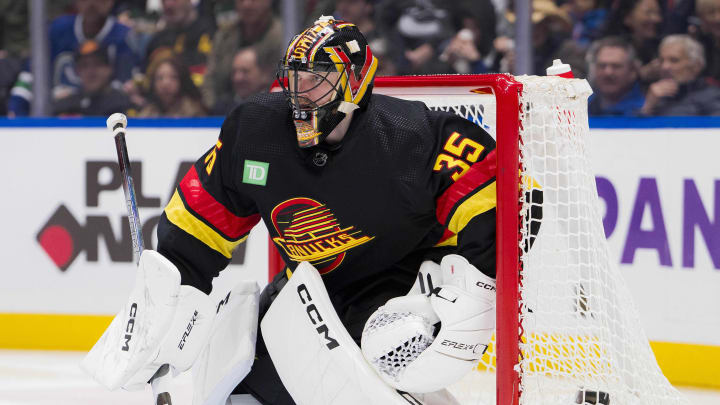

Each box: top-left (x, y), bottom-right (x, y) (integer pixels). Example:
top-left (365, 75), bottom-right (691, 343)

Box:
top-left (268, 74), bottom-right (687, 405)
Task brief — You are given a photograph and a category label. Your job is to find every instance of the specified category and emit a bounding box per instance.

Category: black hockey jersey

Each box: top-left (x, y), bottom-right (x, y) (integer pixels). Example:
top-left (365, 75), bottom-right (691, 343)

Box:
top-left (157, 92), bottom-right (497, 304)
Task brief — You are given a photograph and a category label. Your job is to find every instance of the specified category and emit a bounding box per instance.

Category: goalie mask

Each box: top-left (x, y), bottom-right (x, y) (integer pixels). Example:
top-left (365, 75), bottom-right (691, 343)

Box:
top-left (278, 16), bottom-right (378, 148)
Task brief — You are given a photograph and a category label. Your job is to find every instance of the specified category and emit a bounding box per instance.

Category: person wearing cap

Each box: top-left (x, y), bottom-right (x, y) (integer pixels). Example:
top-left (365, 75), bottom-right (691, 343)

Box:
top-left (7, 0), bottom-right (137, 116)
top-left (53, 41), bottom-right (131, 116)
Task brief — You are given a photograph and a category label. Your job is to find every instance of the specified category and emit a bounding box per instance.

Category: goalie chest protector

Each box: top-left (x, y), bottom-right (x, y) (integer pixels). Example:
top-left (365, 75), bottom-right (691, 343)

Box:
top-left (160, 91), bottom-right (496, 303)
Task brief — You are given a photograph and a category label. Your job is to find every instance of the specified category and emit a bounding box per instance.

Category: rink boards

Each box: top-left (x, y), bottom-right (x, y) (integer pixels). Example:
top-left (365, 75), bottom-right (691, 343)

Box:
top-left (0, 116), bottom-right (718, 389)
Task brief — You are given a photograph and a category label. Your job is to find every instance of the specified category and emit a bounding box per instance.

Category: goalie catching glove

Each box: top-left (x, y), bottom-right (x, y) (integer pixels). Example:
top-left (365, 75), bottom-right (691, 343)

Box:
top-left (82, 250), bottom-right (215, 391)
top-left (361, 254), bottom-right (496, 393)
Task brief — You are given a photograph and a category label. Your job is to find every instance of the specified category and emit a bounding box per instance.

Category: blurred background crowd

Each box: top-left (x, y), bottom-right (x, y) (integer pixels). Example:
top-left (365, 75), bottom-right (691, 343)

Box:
top-left (2, 0), bottom-right (720, 118)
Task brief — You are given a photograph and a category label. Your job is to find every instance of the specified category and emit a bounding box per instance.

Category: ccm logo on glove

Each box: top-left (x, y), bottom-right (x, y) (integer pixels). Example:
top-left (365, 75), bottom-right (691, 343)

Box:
top-left (121, 303), bottom-right (138, 352)
top-left (297, 284), bottom-right (340, 350)
top-left (177, 310), bottom-right (199, 350)
top-left (476, 281), bottom-right (496, 292)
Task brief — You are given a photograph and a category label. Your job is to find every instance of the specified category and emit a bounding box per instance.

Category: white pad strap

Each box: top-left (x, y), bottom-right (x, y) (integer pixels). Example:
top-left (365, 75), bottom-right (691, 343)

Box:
top-left (82, 250), bottom-right (215, 391)
top-left (260, 262), bottom-right (427, 405)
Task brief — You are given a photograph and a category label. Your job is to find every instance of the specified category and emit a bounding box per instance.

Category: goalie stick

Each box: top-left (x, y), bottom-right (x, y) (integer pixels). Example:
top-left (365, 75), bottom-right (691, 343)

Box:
top-left (106, 113), bottom-right (175, 405)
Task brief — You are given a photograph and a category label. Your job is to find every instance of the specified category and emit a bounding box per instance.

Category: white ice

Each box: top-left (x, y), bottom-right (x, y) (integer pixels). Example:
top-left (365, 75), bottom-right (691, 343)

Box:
top-left (0, 349), bottom-right (717, 405)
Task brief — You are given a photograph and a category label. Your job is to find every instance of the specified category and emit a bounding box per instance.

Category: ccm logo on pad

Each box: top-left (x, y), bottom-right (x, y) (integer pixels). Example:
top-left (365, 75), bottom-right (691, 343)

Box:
top-left (121, 303), bottom-right (138, 351)
top-left (297, 283), bottom-right (340, 350)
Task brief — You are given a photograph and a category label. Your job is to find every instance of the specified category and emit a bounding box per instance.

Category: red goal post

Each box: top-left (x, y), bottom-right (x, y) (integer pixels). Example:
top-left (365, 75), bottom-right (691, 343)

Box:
top-left (365, 75), bottom-right (524, 405)
top-left (267, 74), bottom-right (685, 405)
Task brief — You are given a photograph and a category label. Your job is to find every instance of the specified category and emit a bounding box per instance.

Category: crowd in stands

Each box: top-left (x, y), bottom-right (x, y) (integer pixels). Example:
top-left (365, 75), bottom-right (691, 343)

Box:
top-left (2, 0), bottom-right (720, 117)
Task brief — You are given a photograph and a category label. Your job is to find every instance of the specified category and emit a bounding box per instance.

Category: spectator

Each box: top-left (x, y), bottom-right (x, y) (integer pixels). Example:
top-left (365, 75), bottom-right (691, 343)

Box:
top-left (0, 0), bottom-right (29, 60)
top-left (304, 0), bottom-right (336, 27)
top-left (8, 0), bottom-right (137, 116)
top-left (144, 0), bottom-right (215, 87)
top-left (587, 36), bottom-right (645, 116)
top-left (660, 0), bottom-right (696, 36)
top-left (602, 0), bottom-right (663, 82)
top-left (690, 0), bottom-right (720, 83)
top-left (0, 0), bottom-right (27, 116)
top-left (563, 0), bottom-right (608, 48)
top-left (500, 0), bottom-right (587, 77)
top-left (440, 0), bottom-right (497, 74)
top-left (368, 37), bottom-right (400, 76)
top-left (51, 0), bottom-right (138, 96)
top-left (375, 0), bottom-right (455, 74)
top-left (53, 41), bottom-right (130, 116)
top-left (47, 0), bottom-right (77, 21)
top-left (137, 53), bottom-right (206, 117)
top-left (334, 0), bottom-right (378, 41)
top-left (334, 0), bottom-right (402, 75)
top-left (0, 58), bottom-right (20, 116)
top-left (202, 0), bottom-right (283, 109)
top-left (641, 34), bottom-right (720, 115)
top-left (212, 46), bottom-right (275, 115)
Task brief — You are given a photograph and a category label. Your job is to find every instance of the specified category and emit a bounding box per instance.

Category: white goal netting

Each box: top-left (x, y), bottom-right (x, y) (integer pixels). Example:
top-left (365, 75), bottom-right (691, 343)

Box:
top-left (375, 74), bottom-right (687, 405)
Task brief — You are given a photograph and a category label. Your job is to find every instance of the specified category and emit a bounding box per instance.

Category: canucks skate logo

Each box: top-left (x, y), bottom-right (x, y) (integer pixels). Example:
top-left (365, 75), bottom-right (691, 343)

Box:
top-left (270, 197), bottom-right (374, 274)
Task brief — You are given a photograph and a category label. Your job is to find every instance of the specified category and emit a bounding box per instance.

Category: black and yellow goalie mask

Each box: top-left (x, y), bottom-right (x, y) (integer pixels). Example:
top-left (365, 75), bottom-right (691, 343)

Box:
top-left (278, 16), bottom-right (378, 148)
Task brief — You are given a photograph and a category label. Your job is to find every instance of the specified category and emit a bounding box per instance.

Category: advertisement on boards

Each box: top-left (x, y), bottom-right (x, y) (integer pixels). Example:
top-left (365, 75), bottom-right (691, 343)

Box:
top-left (1, 124), bottom-right (268, 316)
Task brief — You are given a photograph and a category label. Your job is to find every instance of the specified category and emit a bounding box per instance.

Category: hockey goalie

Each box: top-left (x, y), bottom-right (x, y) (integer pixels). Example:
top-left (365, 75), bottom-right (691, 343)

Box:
top-left (83, 16), bottom-right (538, 405)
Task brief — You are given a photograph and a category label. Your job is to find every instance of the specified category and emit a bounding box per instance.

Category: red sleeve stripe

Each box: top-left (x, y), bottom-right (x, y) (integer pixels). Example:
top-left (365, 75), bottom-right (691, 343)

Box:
top-left (436, 149), bottom-right (497, 226)
top-left (437, 228), bottom-right (456, 244)
top-left (179, 166), bottom-right (259, 239)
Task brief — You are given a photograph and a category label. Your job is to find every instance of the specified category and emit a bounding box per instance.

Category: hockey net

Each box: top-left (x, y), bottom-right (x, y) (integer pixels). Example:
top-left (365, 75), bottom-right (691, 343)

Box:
top-left (269, 74), bottom-right (687, 405)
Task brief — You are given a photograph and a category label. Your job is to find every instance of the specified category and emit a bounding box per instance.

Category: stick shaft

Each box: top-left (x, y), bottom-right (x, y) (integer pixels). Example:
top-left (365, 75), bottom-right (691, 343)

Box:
top-left (114, 131), bottom-right (144, 264)
top-left (112, 122), bottom-right (172, 405)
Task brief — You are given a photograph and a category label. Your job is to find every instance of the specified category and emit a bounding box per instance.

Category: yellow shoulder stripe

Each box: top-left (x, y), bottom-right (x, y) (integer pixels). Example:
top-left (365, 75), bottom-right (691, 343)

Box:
top-left (446, 182), bottom-right (497, 234)
top-left (165, 191), bottom-right (247, 258)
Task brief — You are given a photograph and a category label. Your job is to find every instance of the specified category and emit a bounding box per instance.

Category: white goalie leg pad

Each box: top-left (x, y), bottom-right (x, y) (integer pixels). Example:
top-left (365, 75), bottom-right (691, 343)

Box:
top-left (192, 280), bottom-right (259, 405)
top-left (82, 250), bottom-right (215, 391)
top-left (260, 262), bottom-right (427, 405)
top-left (361, 254), bottom-right (495, 393)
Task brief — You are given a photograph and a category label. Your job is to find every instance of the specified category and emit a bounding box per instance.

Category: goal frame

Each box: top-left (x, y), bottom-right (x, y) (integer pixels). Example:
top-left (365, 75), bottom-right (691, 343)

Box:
top-left (268, 74), bottom-right (527, 405)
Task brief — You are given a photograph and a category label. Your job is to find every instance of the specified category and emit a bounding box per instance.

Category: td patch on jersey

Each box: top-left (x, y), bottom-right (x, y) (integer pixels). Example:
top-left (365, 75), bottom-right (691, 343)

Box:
top-left (243, 160), bottom-right (269, 186)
